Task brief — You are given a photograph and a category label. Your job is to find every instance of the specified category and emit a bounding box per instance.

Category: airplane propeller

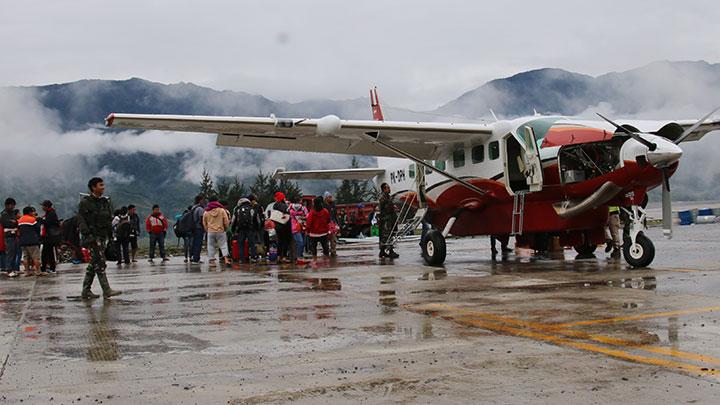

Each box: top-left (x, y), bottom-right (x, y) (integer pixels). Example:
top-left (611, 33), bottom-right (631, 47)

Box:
top-left (596, 113), bottom-right (657, 151)
top-left (673, 106), bottom-right (720, 144)
top-left (661, 169), bottom-right (672, 239)
top-left (595, 109), bottom-right (719, 239)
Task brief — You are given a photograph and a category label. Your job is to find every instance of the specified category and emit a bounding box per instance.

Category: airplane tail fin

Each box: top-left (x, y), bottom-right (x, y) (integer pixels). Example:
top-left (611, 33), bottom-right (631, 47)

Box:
top-left (370, 86), bottom-right (385, 121)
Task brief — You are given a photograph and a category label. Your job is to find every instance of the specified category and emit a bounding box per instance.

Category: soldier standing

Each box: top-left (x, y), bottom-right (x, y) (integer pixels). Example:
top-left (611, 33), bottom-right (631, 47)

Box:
top-left (77, 177), bottom-right (122, 299)
top-left (378, 183), bottom-right (399, 259)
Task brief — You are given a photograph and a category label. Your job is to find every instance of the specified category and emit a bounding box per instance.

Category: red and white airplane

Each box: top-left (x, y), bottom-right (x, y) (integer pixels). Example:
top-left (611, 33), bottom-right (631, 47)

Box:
top-left (105, 88), bottom-right (720, 268)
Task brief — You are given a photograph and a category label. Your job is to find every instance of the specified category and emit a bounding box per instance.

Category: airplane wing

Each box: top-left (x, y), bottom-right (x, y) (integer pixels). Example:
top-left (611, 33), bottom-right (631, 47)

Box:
top-left (273, 167), bottom-right (385, 180)
top-left (671, 118), bottom-right (720, 142)
top-left (105, 113), bottom-right (494, 160)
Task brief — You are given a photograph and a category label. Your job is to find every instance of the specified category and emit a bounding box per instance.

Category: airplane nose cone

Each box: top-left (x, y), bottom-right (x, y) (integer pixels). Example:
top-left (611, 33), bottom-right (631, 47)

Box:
top-left (647, 141), bottom-right (683, 168)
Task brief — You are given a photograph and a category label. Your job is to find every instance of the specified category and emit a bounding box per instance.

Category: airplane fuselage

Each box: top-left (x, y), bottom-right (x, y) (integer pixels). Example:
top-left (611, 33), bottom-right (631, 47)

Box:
top-left (372, 115), bottom-right (682, 248)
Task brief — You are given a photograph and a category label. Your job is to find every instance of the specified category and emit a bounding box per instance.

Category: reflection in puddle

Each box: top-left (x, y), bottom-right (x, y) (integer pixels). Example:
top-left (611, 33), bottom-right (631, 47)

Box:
top-left (379, 290), bottom-right (397, 314)
top-left (419, 270), bottom-right (447, 281)
top-left (278, 272), bottom-right (342, 291)
top-left (85, 302), bottom-right (120, 361)
top-left (381, 276), bottom-right (395, 285)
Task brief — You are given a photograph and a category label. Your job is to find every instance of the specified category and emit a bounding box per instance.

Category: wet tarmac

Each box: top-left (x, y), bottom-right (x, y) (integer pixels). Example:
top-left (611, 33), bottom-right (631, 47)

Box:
top-left (2, 224), bottom-right (720, 403)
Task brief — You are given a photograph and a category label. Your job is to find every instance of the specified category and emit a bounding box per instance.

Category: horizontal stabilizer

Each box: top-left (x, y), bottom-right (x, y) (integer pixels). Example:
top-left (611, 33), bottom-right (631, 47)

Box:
top-left (272, 167), bottom-right (385, 180)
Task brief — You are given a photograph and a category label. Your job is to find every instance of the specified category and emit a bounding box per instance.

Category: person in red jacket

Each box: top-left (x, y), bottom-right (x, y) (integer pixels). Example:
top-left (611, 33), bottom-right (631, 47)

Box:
top-left (145, 204), bottom-right (169, 263)
top-left (305, 196), bottom-right (331, 259)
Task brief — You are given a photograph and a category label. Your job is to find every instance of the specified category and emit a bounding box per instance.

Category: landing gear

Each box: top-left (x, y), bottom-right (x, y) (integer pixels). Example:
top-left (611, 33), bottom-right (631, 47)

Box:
top-left (421, 229), bottom-right (446, 266)
top-left (622, 206), bottom-right (655, 268)
top-left (573, 241), bottom-right (597, 256)
top-left (623, 233), bottom-right (655, 268)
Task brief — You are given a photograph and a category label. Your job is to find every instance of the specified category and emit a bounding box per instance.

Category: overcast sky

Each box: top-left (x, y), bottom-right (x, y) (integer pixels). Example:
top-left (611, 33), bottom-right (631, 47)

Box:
top-left (1, 0), bottom-right (718, 110)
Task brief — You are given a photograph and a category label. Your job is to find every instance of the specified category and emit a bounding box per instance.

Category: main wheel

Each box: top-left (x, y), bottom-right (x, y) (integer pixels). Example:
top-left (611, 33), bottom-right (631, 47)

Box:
top-left (623, 233), bottom-right (655, 268)
top-left (574, 242), bottom-right (597, 256)
top-left (421, 229), bottom-right (446, 266)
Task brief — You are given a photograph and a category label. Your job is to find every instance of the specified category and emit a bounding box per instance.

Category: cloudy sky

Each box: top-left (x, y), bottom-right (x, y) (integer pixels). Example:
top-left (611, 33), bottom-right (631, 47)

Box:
top-left (1, 0), bottom-right (718, 109)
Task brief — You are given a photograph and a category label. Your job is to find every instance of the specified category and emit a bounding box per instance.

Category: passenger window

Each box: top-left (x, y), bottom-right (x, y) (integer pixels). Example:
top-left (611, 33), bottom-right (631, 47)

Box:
top-left (452, 147), bottom-right (465, 168)
top-left (435, 160), bottom-right (446, 171)
top-left (472, 145), bottom-right (484, 163)
top-left (489, 141), bottom-right (500, 160)
top-left (408, 164), bottom-right (415, 179)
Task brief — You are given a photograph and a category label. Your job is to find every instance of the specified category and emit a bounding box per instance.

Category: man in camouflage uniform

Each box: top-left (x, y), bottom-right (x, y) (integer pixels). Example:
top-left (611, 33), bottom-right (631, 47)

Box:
top-left (78, 177), bottom-right (122, 299)
top-left (378, 183), bottom-right (399, 259)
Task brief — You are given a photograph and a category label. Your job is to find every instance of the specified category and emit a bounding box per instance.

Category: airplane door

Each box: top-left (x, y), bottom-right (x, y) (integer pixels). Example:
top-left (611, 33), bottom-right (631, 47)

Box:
top-left (521, 126), bottom-right (543, 192)
top-left (503, 126), bottom-right (544, 194)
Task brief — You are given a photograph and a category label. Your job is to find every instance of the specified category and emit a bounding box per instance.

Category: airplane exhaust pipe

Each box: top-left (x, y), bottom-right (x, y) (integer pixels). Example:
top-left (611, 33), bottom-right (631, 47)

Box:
top-left (554, 181), bottom-right (623, 219)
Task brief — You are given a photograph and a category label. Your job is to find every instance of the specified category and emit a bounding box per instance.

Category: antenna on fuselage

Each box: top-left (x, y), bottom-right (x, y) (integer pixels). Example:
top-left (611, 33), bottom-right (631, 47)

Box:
top-left (489, 109), bottom-right (499, 122)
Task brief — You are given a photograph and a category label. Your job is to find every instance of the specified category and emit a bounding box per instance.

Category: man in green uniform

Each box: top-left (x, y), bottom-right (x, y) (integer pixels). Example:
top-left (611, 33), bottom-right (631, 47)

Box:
top-left (378, 182), bottom-right (399, 259)
top-left (78, 177), bottom-right (122, 299)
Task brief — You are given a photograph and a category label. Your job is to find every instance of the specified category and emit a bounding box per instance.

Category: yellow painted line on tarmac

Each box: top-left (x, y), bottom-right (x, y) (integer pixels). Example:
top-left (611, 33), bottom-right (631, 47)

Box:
top-left (555, 306), bottom-right (720, 328)
top-left (411, 303), bottom-right (720, 373)
top-left (451, 315), bottom-right (718, 377)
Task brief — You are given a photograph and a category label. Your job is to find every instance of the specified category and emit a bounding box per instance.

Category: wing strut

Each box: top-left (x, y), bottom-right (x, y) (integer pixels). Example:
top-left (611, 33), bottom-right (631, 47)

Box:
top-left (364, 132), bottom-right (487, 196)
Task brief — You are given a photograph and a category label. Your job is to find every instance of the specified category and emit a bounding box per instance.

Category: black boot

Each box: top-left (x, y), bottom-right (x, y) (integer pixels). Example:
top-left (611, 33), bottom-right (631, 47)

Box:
top-left (80, 270), bottom-right (100, 299)
top-left (379, 248), bottom-right (388, 258)
top-left (97, 272), bottom-right (122, 299)
top-left (605, 239), bottom-right (613, 253)
top-left (388, 248), bottom-right (399, 259)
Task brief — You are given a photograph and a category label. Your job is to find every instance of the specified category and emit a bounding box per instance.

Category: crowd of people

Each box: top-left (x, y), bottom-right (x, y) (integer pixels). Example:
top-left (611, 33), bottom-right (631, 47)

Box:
top-left (1, 199), bottom-right (61, 277)
top-left (174, 190), bottom-right (344, 266)
top-left (1, 176), bottom-right (401, 298)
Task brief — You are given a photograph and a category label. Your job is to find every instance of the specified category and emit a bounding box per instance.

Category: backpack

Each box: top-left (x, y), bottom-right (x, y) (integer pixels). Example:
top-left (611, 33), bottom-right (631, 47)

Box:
top-left (116, 218), bottom-right (132, 240)
top-left (235, 205), bottom-right (254, 230)
top-left (104, 242), bottom-right (118, 261)
top-left (176, 210), bottom-right (196, 236)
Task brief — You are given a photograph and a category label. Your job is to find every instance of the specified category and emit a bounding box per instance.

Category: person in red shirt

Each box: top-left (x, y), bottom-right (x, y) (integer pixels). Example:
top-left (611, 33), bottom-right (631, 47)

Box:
top-left (145, 204), bottom-right (169, 263)
top-left (305, 196), bottom-right (331, 259)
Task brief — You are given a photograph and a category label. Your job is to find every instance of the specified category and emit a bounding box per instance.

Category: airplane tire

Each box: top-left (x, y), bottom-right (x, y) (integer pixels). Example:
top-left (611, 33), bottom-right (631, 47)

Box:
top-left (623, 233), bottom-right (655, 268)
top-left (574, 242), bottom-right (597, 256)
top-left (422, 230), bottom-right (446, 266)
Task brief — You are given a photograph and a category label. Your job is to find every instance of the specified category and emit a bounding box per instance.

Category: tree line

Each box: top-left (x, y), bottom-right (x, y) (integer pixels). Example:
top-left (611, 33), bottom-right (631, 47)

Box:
top-left (198, 157), bottom-right (378, 208)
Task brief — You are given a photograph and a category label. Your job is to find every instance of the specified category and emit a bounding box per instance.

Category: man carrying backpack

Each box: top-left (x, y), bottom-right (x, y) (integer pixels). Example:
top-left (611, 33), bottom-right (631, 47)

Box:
top-left (145, 204), bottom-right (169, 263)
top-left (112, 206), bottom-right (132, 265)
top-left (232, 197), bottom-right (261, 263)
top-left (189, 195), bottom-right (206, 263)
top-left (174, 206), bottom-right (194, 263)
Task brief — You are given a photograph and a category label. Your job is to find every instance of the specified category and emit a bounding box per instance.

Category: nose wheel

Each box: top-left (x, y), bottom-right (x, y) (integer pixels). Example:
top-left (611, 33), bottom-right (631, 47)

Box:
top-left (421, 229), bottom-right (446, 266)
top-left (623, 232), bottom-right (655, 268)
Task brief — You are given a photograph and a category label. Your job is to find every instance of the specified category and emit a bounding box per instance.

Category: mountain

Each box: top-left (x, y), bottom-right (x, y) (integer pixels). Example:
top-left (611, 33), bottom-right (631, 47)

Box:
top-left (2, 60), bottom-right (720, 219)
top-left (32, 77), bottom-right (382, 132)
top-left (436, 60), bottom-right (720, 118)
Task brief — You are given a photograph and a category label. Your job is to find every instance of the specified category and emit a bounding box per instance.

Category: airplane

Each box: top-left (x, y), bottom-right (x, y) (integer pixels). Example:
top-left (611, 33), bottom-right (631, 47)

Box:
top-left (105, 87), bottom-right (720, 268)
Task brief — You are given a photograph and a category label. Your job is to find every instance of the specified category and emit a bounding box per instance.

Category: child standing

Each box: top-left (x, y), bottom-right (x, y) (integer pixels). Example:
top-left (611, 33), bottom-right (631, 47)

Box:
top-left (18, 206), bottom-right (43, 276)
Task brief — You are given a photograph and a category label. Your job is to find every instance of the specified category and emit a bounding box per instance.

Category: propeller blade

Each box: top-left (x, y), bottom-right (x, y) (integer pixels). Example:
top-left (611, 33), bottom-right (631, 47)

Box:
top-left (661, 169), bottom-right (672, 239)
top-left (596, 113), bottom-right (657, 151)
top-left (674, 106), bottom-right (720, 144)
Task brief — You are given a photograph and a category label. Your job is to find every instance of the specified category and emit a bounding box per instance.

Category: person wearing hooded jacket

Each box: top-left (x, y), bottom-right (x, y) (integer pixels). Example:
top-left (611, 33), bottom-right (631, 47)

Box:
top-left (306, 196), bottom-right (331, 259)
top-left (231, 197), bottom-right (262, 263)
top-left (203, 196), bottom-right (230, 267)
